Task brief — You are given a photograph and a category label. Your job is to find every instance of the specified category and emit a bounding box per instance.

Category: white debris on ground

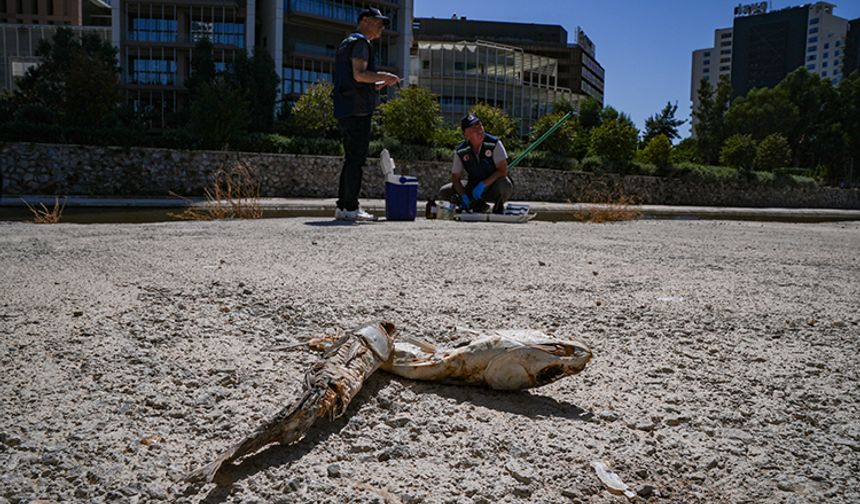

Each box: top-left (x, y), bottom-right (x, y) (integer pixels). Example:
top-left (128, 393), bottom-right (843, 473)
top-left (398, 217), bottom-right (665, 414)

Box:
top-left (1, 218), bottom-right (859, 503)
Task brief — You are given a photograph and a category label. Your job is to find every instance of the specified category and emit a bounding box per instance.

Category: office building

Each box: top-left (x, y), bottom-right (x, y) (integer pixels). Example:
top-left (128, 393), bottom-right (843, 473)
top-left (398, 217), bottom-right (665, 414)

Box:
top-left (108, 0), bottom-right (411, 123)
top-left (691, 2), bottom-right (853, 122)
top-left (1, 0), bottom-right (111, 92)
top-left (411, 39), bottom-right (579, 135)
top-left (413, 17), bottom-right (604, 104)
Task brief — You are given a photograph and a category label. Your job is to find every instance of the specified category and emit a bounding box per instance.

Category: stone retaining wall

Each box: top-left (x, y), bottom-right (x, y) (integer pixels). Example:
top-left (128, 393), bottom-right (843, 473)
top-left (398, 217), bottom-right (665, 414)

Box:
top-left (1, 142), bottom-right (858, 208)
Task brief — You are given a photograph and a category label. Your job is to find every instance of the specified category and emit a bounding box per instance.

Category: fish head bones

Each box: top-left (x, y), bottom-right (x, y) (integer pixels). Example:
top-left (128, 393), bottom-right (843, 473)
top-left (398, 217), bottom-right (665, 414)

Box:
top-left (481, 330), bottom-right (592, 390)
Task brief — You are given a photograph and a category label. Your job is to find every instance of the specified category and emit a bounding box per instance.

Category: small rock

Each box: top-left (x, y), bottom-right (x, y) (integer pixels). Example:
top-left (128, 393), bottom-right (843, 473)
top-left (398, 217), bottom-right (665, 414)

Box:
top-left (512, 485), bottom-right (532, 498)
top-left (327, 464), bottom-right (341, 478)
top-left (505, 460), bottom-right (535, 484)
top-left (631, 420), bottom-right (657, 432)
top-left (598, 411), bottom-right (618, 422)
top-left (665, 415), bottom-right (689, 426)
top-left (538, 261), bottom-right (546, 266)
top-left (73, 311), bottom-right (83, 317)
top-left (637, 485), bottom-right (656, 498)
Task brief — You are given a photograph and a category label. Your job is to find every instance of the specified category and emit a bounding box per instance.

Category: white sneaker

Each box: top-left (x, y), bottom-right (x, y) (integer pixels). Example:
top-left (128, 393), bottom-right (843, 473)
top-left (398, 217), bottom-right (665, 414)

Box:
top-left (334, 207), bottom-right (377, 221)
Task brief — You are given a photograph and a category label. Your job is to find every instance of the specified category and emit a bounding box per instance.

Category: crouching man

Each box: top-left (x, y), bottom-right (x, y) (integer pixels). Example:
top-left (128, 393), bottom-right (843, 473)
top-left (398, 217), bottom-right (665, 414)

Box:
top-left (438, 113), bottom-right (513, 214)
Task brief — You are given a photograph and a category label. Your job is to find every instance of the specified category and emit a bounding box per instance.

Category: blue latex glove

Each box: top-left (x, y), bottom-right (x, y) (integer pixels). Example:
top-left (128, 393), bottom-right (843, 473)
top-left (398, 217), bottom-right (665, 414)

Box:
top-left (472, 181), bottom-right (486, 200)
top-left (459, 193), bottom-right (471, 209)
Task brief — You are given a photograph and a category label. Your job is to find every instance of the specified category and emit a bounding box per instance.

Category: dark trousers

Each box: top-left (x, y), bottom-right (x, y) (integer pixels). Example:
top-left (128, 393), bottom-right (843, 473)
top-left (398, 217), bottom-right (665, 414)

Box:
top-left (438, 176), bottom-right (514, 214)
top-left (336, 114), bottom-right (372, 211)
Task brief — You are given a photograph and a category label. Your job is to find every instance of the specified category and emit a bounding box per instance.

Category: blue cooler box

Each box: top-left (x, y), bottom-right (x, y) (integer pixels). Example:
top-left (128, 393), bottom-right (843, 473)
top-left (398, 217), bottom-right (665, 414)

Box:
top-left (384, 174), bottom-right (419, 221)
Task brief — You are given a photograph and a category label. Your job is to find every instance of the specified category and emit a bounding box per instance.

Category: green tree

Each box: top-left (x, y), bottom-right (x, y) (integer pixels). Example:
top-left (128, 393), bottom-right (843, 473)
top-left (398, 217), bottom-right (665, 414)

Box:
top-left (643, 102), bottom-right (685, 144)
top-left (754, 133), bottom-right (791, 171)
top-left (190, 77), bottom-right (251, 149)
top-left (838, 73), bottom-right (860, 183)
top-left (231, 47), bottom-right (280, 132)
top-left (529, 111), bottom-right (577, 155)
top-left (15, 28), bottom-right (119, 127)
top-left (469, 102), bottom-right (519, 146)
top-left (693, 76), bottom-right (732, 164)
top-left (588, 118), bottom-right (639, 167)
top-left (671, 137), bottom-right (699, 164)
top-left (378, 85), bottom-right (441, 145)
top-left (577, 96), bottom-right (603, 130)
top-left (725, 86), bottom-right (799, 141)
top-left (641, 134), bottom-right (672, 168)
top-left (290, 81), bottom-right (337, 138)
top-left (719, 133), bottom-right (757, 173)
top-left (185, 38), bottom-right (217, 100)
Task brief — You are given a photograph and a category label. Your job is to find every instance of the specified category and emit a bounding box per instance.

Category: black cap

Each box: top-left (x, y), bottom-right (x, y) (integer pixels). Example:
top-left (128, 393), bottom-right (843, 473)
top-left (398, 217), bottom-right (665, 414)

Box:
top-left (461, 113), bottom-right (481, 131)
top-left (358, 7), bottom-right (390, 26)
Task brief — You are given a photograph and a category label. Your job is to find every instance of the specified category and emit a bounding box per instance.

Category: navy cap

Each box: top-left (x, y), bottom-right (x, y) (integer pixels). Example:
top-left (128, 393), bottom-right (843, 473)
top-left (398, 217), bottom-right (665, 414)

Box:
top-left (461, 113), bottom-right (481, 131)
top-left (358, 7), bottom-right (390, 26)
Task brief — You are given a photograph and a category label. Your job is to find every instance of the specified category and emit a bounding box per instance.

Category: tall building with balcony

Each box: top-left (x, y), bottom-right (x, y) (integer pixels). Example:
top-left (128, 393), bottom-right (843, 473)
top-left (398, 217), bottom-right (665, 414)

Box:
top-left (843, 17), bottom-right (860, 74)
top-left (410, 40), bottom-right (579, 136)
top-left (110, 0), bottom-right (250, 123)
top-left (109, 0), bottom-right (412, 123)
top-left (412, 17), bottom-right (604, 104)
top-left (1, 0), bottom-right (111, 91)
top-left (691, 2), bottom-right (853, 123)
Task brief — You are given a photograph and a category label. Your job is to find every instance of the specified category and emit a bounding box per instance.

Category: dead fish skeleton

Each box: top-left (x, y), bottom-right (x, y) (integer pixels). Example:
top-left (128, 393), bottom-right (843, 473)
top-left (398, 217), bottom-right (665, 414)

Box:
top-left (185, 321), bottom-right (395, 485)
top-left (380, 329), bottom-right (592, 390)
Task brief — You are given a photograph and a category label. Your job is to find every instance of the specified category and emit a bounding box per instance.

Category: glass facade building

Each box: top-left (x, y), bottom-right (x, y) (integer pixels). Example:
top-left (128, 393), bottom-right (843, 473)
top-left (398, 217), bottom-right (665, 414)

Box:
top-left (411, 40), bottom-right (579, 136)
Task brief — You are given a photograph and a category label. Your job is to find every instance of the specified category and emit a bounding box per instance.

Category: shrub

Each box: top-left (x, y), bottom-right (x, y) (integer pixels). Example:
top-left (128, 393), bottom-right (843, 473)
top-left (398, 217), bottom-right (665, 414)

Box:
top-left (190, 78), bottom-right (251, 150)
top-left (529, 111), bottom-right (577, 156)
top-left (640, 134), bottom-right (672, 168)
top-left (378, 85), bottom-right (441, 145)
top-left (289, 82), bottom-right (337, 138)
top-left (469, 102), bottom-right (519, 147)
top-left (580, 155), bottom-right (605, 173)
top-left (432, 126), bottom-right (463, 149)
top-left (754, 133), bottom-right (791, 172)
top-left (588, 119), bottom-right (638, 166)
top-left (719, 134), bottom-right (757, 173)
top-left (14, 104), bottom-right (57, 125)
top-left (671, 137), bottom-right (699, 164)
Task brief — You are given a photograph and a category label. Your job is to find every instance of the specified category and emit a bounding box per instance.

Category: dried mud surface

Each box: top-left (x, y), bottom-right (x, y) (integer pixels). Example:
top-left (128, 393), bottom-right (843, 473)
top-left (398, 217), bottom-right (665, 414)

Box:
top-left (1, 218), bottom-right (859, 504)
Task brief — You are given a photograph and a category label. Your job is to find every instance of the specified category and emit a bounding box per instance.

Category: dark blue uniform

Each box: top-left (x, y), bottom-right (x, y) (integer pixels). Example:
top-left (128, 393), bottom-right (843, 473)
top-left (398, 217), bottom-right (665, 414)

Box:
top-left (332, 32), bottom-right (378, 212)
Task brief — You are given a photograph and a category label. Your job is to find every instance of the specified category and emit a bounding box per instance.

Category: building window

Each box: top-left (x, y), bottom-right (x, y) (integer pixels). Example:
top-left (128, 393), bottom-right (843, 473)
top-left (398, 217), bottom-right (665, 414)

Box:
top-left (720, 65), bottom-right (729, 71)
top-left (808, 46), bottom-right (817, 52)
top-left (129, 58), bottom-right (177, 85)
top-left (282, 66), bottom-right (332, 95)
top-left (835, 41), bottom-right (841, 47)
top-left (130, 18), bottom-right (178, 42)
top-left (823, 52), bottom-right (828, 59)
top-left (287, 0), bottom-right (398, 32)
top-left (832, 78), bottom-right (838, 85)
top-left (721, 32), bottom-right (732, 39)
top-left (703, 68), bottom-right (710, 74)
top-left (807, 63), bottom-right (816, 70)
top-left (720, 41), bottom-right (731, 47)
top-left (191, 22), bottom-right (245, 47)
top-left (808, 36), bottom-right (818, 43)
top-left (823, 61), bottom-right (828, 67)
top-left (807, 54), bottom-right (816, 61)
top-left (809, 27), bottom-right (818, 34)
top-left (835, 49), bottom-right (840, 57)
top-left (809, 18), bottom-right (819, 25)
top-left (824, 43), bottom-right (829, 49)
top-left (703, 59), bottom-right (710, 65)
top-left (822, 70), bottom-right (828, 76)
top-left (720, 49), bottom-right (731, 55)
top-left (720, 57), bottom-right (730, 63)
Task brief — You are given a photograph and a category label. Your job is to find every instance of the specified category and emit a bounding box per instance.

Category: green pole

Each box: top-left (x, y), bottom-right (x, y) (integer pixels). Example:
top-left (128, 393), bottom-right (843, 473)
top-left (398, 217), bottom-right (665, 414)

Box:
top-left (508, 111), bottom-right (574, 169)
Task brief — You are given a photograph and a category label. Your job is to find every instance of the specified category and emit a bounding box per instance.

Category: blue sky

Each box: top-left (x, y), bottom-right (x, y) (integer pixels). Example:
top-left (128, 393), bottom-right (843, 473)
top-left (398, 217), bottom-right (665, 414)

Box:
top-left (414, 0), bottom-right (860, 138)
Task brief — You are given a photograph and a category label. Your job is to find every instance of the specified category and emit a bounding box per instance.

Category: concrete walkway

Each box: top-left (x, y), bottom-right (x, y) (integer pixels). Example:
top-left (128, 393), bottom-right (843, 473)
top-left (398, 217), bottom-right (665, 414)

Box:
top-left (2, 195), bottom-right (860, 221)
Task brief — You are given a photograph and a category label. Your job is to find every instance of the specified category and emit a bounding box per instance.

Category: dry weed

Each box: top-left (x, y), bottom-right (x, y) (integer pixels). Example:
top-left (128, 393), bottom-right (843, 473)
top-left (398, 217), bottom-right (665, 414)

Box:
top-left (23, 197), bottom-right (65, 224)
top-left (171, 160), bottom-right (263, 220)
top-left (573, 186), bottom-right (641, 223)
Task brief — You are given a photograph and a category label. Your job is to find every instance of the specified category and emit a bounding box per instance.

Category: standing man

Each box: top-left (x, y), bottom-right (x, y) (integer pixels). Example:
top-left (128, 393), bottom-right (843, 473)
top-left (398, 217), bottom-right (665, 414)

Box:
top-left (332, 7), bottom-right (401, 221)
top-left (438, 113), bottom-right (513, 214)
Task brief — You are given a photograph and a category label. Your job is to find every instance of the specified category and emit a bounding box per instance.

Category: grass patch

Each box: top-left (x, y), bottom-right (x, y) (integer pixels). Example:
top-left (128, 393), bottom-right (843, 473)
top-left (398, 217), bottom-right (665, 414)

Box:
top-left (573, 185), bottom-right (641, 223)
top-left (170, 160), bottom-right (262, 220)
top-left (23, 197), bottom-right (64, 224)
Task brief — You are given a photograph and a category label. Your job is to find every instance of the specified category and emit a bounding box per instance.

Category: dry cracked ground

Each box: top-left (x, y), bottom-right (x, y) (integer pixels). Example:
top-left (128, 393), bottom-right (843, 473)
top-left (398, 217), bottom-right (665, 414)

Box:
top-left (0, 217), bottom-right (858, 504)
